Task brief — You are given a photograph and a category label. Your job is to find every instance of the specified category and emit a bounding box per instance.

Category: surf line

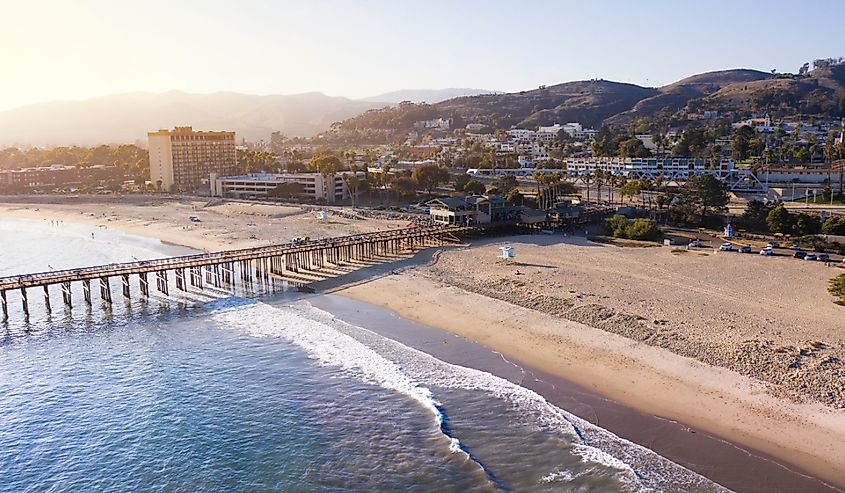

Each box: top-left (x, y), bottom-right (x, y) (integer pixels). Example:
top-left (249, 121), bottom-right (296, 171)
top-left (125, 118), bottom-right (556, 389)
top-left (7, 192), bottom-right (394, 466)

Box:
top-left (432, 399), bottom-right (511, 492)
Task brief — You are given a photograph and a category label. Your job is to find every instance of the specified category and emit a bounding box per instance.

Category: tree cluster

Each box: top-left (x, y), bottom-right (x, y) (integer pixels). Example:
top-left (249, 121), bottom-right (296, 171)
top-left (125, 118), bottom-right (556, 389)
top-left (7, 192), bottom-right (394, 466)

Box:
top-left (668, 174), bottom-right (729, 227)
top-left (0, 144), bottom-right (149, 181)
top-left (591, 126), bottom-right (652, 158)
top-left (604, 215), bottom-right (661, 241)
top-left (765, 204), bottom-right (822, 236)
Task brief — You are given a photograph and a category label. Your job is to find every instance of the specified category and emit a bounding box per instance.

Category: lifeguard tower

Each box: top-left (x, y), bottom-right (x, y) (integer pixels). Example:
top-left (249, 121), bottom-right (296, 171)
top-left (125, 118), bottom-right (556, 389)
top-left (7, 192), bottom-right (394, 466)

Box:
top-left (499, 245), bottom-right (515, 261)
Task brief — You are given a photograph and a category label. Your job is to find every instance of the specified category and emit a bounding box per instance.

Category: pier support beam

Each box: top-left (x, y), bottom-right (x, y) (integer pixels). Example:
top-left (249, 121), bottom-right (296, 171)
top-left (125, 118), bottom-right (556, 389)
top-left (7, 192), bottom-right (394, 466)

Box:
top-left (82, 280), bottom-right (92, 306)
top-left (1, 290), bottom-right (7, 320)
top-left (99, 277), bottom-right (111, 304)
top-left (20, 288), bottom-right (29, 318)
top-left (61, 282), bottom-right (72, 306)
top-left (156, 271), bottom-right (169, 296)
top-left (190, 267), bottom-right (202, 289)
top-left (139, 273), bottom-right (149, 297)
top-left (121, 274), bottom-right (130, 299)
top-left (43, 285), bottom-right (51, 312)
top-left (175, 268), bottom-right (186, 291)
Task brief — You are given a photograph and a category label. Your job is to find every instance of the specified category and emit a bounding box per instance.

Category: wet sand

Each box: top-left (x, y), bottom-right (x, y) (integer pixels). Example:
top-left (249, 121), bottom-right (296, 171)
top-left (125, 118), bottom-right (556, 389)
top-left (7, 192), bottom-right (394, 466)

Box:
top-left (310, 294), bottom-right (840, 493)
top-left (3, 197), bottom-right (843, 490)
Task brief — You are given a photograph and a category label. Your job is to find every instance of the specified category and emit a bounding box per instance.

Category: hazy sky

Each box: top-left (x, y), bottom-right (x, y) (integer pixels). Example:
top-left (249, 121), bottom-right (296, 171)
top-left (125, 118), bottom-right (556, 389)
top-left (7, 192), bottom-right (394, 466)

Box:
top-left (1, 0), bottom-right (842, 110)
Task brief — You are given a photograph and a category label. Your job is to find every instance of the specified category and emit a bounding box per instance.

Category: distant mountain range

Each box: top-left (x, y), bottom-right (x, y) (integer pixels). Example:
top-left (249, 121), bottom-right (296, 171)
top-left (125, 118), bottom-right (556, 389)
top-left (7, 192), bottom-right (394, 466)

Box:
top-left (0, 91), bottom-right (382, 146)
top-left (3, 64), bottom-right (844, 147)
top-left (361, 88), bottom-right (498, 104)
top-left (0, 88), bottom-right (500, 147)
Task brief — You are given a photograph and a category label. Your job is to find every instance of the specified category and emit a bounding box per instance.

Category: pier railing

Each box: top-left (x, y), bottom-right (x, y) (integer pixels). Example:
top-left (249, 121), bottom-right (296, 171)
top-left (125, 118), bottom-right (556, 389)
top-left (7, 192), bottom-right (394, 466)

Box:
top-left (0, 225), bottom-right (472, 320)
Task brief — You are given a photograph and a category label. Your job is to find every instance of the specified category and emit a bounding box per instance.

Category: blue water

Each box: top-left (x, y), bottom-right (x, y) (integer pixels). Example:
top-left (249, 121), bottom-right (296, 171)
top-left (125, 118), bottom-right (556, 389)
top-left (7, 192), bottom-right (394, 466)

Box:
top-left (0, 218), bottom-right (730, 492)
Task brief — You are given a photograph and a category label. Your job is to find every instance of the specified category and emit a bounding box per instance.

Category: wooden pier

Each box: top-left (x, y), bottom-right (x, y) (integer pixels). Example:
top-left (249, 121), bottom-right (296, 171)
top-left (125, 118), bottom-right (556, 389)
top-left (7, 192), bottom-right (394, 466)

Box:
top-left (0, 225), bottom-right (471, 321)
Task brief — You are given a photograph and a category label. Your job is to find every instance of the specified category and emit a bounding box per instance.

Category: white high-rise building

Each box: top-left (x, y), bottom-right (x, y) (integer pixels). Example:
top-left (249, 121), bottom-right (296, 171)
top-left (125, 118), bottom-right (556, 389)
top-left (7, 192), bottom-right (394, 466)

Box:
top-left (148, 126), bottom-right (237, 192)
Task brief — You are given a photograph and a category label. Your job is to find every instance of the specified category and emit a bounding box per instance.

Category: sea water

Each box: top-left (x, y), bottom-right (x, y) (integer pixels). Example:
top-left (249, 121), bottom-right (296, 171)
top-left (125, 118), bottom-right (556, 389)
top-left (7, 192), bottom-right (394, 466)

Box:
top-left (0, 218), bottom-right (730, 492)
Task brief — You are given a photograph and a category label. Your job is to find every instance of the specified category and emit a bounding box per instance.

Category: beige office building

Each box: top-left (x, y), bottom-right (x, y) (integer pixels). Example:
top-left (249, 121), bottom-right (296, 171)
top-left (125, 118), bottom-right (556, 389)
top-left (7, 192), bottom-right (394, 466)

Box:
top-left (148, 126), bottom-right (237, 191)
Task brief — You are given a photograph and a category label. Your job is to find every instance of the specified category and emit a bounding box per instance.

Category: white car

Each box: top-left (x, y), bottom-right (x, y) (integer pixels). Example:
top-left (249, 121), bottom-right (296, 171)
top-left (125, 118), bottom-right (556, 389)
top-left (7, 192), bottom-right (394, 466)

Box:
top-left (719, 242), bottom-right (733, 251)
top-left (760, 247), bottom-right (774, 256)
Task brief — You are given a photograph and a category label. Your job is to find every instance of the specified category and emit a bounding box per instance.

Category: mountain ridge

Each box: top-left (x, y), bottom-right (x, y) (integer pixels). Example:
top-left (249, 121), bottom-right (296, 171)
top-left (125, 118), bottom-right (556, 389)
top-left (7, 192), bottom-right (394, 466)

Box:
top-left (334, 66), bottom-right (845, 137)
top-left (0, 90), bottom-right (382, 146)
top-left (3, 64), bottom-right (845, 147)
top-left (361, 88), bottom-right (499, 104)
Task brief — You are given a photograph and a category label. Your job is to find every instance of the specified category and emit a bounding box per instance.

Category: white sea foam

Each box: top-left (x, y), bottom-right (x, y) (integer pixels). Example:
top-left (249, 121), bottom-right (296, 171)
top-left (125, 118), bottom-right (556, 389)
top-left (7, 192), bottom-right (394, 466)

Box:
top-left (211, 300), bottom-right (494, 479)
top-left (212, 300), bottom-right (731, 493)
top-left (541, 468), bottom-right (575, 483)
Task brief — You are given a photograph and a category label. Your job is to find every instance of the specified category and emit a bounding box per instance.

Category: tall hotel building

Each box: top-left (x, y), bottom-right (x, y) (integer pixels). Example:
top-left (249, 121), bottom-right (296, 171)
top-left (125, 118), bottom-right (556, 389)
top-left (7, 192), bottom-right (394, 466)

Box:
top-left (148, 126), bottom-right (238, 191)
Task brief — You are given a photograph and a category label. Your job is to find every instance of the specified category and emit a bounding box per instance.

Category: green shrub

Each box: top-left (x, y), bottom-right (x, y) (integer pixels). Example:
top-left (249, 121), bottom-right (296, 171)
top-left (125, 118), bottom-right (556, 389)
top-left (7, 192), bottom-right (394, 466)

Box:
top-left (604, 215), bottom-right (629, 237)
top-left (822, 217), bottom-right (845, 235)
top-left (829, 274), bottom-right (845, 305)
top-left (603, 215), bottom-right (660, 241)
top-left (625, 218), bottom-right (661, 241)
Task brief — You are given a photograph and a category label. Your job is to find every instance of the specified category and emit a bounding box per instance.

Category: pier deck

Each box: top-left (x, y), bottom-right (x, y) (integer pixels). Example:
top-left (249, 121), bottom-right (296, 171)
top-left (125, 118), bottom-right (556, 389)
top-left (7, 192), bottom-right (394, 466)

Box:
top-left (0, 225), bottom-right (471, 319)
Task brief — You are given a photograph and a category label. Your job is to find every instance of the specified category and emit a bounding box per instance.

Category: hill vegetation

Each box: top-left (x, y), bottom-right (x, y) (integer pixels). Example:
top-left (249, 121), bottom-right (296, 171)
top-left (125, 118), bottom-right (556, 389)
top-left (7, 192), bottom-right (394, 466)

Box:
top-left (332, 59), bottom-right (845, 139)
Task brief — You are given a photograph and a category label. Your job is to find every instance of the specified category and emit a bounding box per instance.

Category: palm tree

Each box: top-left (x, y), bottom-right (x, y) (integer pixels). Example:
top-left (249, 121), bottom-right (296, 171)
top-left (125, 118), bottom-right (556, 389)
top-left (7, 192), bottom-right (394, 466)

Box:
top-left (606, 173), bottom-right (617, 205)
top-left (617, 175), bottom-right (628, 204)
top-left (582, 172), bottom-right (593, 204)
top-left (594, 169), bottom-right (605, 204)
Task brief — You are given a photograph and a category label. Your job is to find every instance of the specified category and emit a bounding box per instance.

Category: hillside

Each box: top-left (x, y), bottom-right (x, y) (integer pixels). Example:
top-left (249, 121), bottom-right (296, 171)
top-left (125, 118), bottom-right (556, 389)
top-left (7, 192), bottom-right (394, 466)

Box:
top-left (703, 64), bottom-right (845, 116)
top-left (0, 91), bottom-right (381, 146)
top-left (338, 80), bottom-right (658, 134)
top-left (606, 69), bottom-right (773, 124)
top-left (362, 88), bottom-right (497, 104)
top-left (335, 66), bottom-right (845, 136)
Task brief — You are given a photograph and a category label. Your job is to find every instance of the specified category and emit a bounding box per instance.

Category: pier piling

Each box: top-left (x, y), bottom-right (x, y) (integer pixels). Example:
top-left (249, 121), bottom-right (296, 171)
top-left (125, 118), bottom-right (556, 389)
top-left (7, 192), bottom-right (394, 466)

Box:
top-left (0, 226), bottom-right (471, 322)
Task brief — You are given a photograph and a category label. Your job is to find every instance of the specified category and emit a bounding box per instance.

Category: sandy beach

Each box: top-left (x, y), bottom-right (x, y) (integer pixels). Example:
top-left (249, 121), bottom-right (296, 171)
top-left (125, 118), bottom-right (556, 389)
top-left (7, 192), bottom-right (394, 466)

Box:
top-left (336, 236), bottom-right (845, 489)
top-left (0, 195), bottom-right (408, 252)
top-left (2, 195), bottom-right (844, 489)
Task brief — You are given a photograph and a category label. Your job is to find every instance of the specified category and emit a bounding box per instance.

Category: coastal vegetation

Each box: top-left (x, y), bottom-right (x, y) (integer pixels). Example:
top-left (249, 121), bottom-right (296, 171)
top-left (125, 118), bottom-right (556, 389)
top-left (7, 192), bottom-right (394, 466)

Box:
top-left (666, 174), bottom-right (730, 228)
top-left (603, 215), bottom-right (661, 241)
top-left (0, 144), bottom-right (149, 181)
top-left (829, 274), bottom-right (845, 305)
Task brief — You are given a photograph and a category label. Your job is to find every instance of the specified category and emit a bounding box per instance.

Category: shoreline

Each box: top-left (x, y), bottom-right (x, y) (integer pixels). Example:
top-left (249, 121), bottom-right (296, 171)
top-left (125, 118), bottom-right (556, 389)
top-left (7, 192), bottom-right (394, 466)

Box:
top-left (334, 271), bottom-right (845, 490)
top-left (0, 194), bottom-right (408, 253)
top-left (3, 198), bottom-right (844, 490)
top-left (310, 293), bottom-right (840, 493)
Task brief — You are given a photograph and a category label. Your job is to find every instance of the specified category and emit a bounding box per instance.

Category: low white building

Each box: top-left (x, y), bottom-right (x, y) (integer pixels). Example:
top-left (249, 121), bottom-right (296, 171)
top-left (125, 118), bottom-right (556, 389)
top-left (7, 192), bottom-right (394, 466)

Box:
top-left (210, 171), bottom-right (365, 203)
top-left (537, 124), bottom-right (563, 141)
top-left (635, 134), bottom-right (657, 151)
top-left (415, 118), bottom-right (451, 131)
top-left (507, 129), bottom-right (536, 142)
top-left (759, 167), bottom-right (842, 184)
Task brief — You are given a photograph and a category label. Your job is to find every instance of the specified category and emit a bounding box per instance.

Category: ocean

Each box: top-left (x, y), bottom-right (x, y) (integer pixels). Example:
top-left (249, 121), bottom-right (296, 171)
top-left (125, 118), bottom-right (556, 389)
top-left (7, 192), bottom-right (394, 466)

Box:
top-left (0, 217), bottom-right (730, 492)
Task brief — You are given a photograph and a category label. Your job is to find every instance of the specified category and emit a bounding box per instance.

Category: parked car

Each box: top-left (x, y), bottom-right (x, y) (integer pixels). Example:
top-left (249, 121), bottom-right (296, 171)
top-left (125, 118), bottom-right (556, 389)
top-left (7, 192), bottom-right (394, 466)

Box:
top-left (760, 247), bottom-right (774, 256)
top-left (818, 253), bottom-right (830, 262)
top-left (804, 253), bottom-right (818, 261)
top-left (793, 250), bottom-right (807, 259)
top-left (789, 244), bottom-right (802, 251)
top-left (739, 245), bottom-right (752, 253)
top-left (188, 215), bottom-right (201, 222)
top-left (767, 241), bottom-right (780, 248)
top-left (719, 242), bottom-right (733, 251)
top-left (688, 239), bottom-right (702, 248)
